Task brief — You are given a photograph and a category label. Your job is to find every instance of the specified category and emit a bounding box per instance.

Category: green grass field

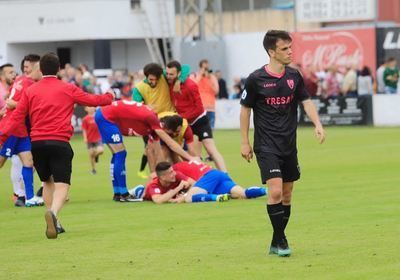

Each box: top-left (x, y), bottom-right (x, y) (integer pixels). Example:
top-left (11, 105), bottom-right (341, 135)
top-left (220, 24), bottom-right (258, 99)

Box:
top-left (1, 127), bottom-right (400, 279)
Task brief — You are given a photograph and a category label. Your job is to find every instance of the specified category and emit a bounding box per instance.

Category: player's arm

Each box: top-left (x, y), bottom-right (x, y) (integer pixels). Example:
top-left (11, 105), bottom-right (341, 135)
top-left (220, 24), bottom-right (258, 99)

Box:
top-left (168, 179), bottom-right (194, 203)
top-left (209, 74), bottom-right (219, 95)
top-left (151, 181), bottom-right (186, 204)
top-left (82, 129), bottom-right (88, 143)
top-left (72, 85), bottom-right (115, 106)
top-left (155, 129), bottom-right (197, 161)
top-left (240, 105), bottom-right (253, 162)
top-left (186, 142), bottom-right (196, 156)
top-left (146, 140), bottom-right (164, 172)
top-left (240, 76), bottom-right (257, 162)
top-left (302, 99), bottom-right (325, 144)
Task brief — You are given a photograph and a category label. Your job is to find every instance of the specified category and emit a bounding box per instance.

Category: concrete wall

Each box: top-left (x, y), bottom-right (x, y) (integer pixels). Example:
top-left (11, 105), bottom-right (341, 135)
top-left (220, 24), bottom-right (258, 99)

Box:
top-left (0, 0), bottom-right (175, 43)
top-left (373, 94), bottom-right (400, 126)
top-left (5, 39), bottom-right (151, 73)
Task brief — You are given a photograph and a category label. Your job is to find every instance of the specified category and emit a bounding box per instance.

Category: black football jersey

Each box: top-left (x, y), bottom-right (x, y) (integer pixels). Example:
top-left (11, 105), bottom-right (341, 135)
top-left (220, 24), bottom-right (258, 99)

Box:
top-left (240, 65), bottom-right (309, 156)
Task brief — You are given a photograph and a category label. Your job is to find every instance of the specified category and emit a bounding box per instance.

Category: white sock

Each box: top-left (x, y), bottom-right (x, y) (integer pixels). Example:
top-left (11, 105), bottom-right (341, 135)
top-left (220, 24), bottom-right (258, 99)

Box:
top-left (10, 155), bottom-right (25, 197)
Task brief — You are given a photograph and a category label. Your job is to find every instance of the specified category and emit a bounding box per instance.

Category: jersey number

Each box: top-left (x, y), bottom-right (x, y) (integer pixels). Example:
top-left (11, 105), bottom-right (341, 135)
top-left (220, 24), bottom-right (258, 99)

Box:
top-left (111, 134), bottom-right (121, 142)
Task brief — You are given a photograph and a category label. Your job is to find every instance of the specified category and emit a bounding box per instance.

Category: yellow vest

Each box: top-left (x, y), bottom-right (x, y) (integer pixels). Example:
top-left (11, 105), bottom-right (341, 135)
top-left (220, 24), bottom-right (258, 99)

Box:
top-left (135, 76), bottom-right (175, 114)
top-left (158, 111), bottom-right (189, 146)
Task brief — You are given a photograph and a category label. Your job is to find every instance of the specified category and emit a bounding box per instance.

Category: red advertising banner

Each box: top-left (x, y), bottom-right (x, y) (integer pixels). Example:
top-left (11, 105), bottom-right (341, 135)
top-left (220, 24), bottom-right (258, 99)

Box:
top-left (292, 28), bottom-right (376, 75)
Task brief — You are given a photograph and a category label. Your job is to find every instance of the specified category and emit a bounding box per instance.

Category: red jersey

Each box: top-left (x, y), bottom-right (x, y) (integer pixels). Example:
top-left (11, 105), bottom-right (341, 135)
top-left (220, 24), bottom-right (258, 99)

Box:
top-left (82, 114), bottom-right (101, 143)
top-left (169, 79), bottom-right (205, 124)
top-left (183, 125), bottom-right (194, 144)
top-left (0, 76), bottom-right (35, 137)
top-left (100, 100), bottom-right (161, 139)
top-left (143, 171), bottom-right (188, 201)
top-left (173, 161), bottom-right (212, 181)
top-left (0, 76), bottom-right (113, 144)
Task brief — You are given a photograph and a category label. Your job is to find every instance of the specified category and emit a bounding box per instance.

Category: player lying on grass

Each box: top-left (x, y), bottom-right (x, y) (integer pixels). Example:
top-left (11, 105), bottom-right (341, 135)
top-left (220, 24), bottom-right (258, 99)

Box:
top-left (141, 161), bottom-right (267, 204)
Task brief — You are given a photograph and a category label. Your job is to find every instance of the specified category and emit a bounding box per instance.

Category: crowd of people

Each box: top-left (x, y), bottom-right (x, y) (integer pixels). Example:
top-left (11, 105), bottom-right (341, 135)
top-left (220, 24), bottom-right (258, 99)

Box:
top-left (298, 57), bottom-right (399, 99)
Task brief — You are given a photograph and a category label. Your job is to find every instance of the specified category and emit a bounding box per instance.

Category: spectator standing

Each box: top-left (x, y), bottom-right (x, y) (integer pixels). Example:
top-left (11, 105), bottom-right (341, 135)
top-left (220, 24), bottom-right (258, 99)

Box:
top-left (215, 70), bottom-right (228, 99)
top-left (357, 66), bottom-right (374, 95)
top-left (376, 59), bottom-right (388, 94)
top-left (341, 65), bottom-right (358, 97)
top-left (191, 59), bottom-right (219, 129)
top-left (383, 57), bottom-right (398, 94)
top-left (324, 66), bottom-right (341, 99)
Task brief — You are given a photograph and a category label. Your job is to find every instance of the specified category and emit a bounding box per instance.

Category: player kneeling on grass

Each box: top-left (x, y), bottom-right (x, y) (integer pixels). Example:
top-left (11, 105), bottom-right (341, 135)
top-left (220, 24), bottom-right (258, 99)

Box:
top-left (82, 106), bottom-right (104, 175)
top-left (172, 161), bottom-right (267, 203)
top-left (158, 112), bottom-right (196, 163)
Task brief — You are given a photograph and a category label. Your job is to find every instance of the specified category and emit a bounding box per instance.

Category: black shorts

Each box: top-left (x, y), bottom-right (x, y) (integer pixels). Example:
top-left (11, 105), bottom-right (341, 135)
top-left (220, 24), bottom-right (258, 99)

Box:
top-left (31, 140), bottom-right (74, 185)
top-left (190, 115), bottom-right (213, 141)
top-left (255, 152), bottom-right (300, 184)
top-left (87, 141), bottom-right (103, 149)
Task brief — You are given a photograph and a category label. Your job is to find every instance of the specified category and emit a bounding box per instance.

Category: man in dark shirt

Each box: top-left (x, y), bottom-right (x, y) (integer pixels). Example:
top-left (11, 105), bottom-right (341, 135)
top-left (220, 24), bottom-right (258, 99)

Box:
top-left (240, 30), bottom-right (325, 257)
top-left (215, 70), bottom-right (228, 99)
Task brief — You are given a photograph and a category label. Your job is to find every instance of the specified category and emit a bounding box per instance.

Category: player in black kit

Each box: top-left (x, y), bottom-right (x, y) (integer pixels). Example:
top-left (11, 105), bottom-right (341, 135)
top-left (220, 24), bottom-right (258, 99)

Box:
top-left (240, 30), bottom-right (325, 257)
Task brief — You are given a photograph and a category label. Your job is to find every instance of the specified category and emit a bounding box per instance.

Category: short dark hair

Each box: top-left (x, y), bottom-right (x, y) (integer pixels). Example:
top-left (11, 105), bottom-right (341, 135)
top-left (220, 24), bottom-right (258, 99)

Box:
top-left (21, 54), bottom-right (40, 72)
top-left (155, 161), bottom-right (172, 176)
top-left (0, 63), bottom-right (14, 75)
top-left (386, 57), bottom-right (397, 63)
top-left (24, 54), bottom-right (41, 63)
top-left (40, 53), bottom-right (60, 75)
top-left (263, 30), bottom-right (292, 56)
top-left (160, 115), bottom-right (183, 131)
top-left (360, 66), bottom-right (371, 76)
top-left (166, 60), bottom-right (181, 72)
top-left (143, 63), bottom-right (163, 79)
top-left (199, 59), bottom-right (208, 68)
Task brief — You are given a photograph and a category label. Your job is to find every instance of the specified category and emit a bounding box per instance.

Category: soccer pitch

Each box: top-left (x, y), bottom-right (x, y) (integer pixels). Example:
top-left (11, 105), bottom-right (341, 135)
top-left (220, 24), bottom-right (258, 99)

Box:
top-left (1, 127), bottom-right (399, 279)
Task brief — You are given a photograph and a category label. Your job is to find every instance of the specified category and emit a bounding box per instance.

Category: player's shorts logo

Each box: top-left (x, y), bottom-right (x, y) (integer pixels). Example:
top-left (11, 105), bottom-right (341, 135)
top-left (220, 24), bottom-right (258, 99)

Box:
top-left (269, 168), bottom-right (281, 173)
top-left (287, 79), bottom-right (294, 89)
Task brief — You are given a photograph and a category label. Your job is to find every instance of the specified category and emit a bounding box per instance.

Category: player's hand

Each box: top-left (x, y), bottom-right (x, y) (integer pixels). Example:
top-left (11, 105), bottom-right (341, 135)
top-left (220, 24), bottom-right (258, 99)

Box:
top-left (178, 181), bottom-right (191, 190)
top-left (315, 124), bottom-right (325, 144)
top-left (106, 89), bottom-right (116, 100)
top-left (241, 143), bottom-right (253, 162)
top-left (6, 99), bottom-right (17, 109)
